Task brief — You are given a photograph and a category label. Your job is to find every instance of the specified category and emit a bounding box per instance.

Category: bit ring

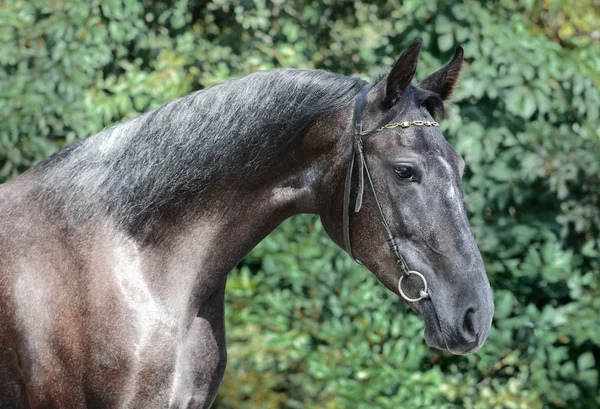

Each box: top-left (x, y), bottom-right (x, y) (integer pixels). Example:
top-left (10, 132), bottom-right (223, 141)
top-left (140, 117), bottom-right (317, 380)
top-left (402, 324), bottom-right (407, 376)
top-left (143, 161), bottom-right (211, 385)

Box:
top-left (398, 271), bottom-right (429, 303)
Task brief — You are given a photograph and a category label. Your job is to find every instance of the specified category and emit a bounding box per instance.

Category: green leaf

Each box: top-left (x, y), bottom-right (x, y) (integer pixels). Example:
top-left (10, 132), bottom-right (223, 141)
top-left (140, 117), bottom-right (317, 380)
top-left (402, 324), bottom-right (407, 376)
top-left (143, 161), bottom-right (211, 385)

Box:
top-left (578, 352), bottom-right (595, 371)
top-left (435, 14), bottom-right (452, 34)
top-left (521, 92), bottom-right (537, 119)
top-left (438, 32), bottom-right (454, 52)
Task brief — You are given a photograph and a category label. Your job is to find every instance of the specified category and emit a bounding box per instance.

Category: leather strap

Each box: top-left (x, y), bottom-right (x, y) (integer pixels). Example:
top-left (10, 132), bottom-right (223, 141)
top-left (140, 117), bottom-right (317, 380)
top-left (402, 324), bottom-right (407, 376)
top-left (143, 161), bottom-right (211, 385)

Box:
top-left (342, 83), bottom-right (410, 277)
top-left (343, 84), bottom-right (371, 262)
top-left (361, 154), bottom-right (410, 276)
top-left (342, 144), bottom-right (356, 260)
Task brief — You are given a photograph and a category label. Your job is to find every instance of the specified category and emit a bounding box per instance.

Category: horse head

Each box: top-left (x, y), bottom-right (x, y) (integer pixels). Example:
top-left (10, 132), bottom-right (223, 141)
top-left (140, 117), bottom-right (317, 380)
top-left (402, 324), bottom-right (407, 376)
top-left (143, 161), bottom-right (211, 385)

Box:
top-left (318, 38), bottom-right (494, 354)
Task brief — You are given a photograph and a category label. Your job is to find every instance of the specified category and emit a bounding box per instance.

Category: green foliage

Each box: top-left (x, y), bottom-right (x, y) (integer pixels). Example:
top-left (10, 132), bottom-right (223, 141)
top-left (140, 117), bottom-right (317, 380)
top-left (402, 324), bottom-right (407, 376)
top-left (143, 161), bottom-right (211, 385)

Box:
top-left (1, 0), bottom-right (599, 408)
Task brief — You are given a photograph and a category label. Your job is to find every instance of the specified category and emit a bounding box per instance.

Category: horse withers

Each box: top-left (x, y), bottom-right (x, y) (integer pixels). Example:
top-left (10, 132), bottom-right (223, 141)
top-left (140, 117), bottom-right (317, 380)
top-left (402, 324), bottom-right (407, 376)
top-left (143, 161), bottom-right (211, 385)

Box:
top-left (0, 38), bottom-right (493, 408)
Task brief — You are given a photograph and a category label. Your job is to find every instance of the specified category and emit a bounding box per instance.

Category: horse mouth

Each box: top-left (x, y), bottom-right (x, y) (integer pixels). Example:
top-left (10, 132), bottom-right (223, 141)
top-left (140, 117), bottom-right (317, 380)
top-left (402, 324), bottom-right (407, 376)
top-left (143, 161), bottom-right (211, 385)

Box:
top-left (400, 279), bottom-right (447, 351)
top-left (418, 298), bottom-right (483, 355)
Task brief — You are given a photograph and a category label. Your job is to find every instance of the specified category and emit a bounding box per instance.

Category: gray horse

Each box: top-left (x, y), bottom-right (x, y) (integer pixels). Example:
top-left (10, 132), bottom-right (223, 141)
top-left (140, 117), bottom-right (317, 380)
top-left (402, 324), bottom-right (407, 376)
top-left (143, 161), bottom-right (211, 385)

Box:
top-left (0, 38), bottom-right (493, 408)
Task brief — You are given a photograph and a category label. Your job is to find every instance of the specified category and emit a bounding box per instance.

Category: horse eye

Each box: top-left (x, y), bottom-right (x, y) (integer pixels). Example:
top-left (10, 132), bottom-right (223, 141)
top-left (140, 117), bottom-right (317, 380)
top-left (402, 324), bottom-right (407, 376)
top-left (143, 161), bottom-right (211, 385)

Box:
top-left (394, 165), bottom-right (414, 179)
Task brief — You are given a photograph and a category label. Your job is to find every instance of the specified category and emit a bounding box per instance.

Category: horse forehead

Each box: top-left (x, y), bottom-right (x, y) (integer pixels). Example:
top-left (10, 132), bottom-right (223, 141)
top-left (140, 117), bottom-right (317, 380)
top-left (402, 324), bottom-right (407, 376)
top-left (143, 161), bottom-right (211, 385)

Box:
top-left (395, 127), bottom-right (451, 154)
top-left (435, 153), bottom-right (460, 183)
top-left (430, 142), bottom-right (462, 174)
top-left (410, 125), bottom-right (457, 158)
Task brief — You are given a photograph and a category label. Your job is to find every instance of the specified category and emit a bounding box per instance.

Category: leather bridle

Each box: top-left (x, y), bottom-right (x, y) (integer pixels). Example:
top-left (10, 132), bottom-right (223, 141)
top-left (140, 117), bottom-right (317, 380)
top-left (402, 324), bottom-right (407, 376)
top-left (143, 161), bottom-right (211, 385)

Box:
top-left (342, 84), bottom-right (438, 303)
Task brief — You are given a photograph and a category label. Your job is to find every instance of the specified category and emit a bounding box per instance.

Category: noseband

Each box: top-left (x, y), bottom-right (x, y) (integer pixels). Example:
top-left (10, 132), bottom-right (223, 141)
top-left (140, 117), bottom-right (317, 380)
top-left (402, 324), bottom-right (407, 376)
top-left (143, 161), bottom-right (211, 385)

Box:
top-left (343, 84), bottom-right (439, 303)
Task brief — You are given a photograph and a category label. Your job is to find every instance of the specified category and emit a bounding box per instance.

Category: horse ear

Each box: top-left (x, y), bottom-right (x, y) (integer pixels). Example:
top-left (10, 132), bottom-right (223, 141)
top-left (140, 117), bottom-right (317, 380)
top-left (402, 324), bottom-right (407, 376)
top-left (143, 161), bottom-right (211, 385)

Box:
top-left (418, 46), bottom-right (463, 100)
top-left (382, 37), bottom-right (422, 108)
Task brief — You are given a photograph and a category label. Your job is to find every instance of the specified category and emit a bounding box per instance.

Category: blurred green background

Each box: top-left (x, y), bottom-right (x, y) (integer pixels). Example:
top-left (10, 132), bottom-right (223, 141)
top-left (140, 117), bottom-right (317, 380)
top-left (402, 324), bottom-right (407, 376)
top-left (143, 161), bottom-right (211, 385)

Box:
top-left (1, 0), bottom-right (599, 408)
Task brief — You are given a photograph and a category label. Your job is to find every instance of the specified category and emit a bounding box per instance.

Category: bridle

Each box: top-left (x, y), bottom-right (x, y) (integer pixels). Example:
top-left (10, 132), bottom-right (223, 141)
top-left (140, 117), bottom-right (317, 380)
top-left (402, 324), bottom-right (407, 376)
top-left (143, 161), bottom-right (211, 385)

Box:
top-left (343, 84), bottom-right (439, 303)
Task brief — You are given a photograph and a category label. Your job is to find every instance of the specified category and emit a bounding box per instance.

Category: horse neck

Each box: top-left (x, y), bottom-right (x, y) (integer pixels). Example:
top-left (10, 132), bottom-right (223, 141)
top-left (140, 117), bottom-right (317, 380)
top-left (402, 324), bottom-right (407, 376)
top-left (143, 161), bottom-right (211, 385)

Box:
top-left (135, 112), bottom-right (350, 308)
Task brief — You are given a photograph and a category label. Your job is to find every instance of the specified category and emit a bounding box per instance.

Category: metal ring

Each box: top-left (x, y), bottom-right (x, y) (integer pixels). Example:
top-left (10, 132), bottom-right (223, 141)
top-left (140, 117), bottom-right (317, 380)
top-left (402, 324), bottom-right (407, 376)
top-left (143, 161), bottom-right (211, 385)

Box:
top-left (398, 271), bottom-right (429, 303)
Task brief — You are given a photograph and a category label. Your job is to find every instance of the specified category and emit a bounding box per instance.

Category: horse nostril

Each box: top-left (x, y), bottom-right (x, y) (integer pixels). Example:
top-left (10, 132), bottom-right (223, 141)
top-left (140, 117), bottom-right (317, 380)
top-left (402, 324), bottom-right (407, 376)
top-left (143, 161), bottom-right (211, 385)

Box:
top-left (462, 307), bottom-right (477, 341)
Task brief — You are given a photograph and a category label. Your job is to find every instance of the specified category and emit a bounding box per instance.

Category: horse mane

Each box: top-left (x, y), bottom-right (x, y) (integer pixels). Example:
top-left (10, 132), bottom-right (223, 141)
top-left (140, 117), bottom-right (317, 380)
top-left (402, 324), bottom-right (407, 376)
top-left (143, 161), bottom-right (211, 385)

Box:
top-left (35, 69), bottom-right (365, 235)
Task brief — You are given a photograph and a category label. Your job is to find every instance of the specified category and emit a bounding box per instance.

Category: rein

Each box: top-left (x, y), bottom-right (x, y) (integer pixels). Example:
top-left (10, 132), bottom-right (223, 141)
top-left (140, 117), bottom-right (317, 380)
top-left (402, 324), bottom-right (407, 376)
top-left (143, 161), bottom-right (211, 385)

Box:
top-left (343, 84), bottom-right (436, 303)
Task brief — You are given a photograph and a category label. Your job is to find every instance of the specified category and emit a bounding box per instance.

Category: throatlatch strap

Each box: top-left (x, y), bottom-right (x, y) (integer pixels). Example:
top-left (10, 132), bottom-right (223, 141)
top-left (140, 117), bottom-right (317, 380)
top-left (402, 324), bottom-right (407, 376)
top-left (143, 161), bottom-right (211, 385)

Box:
top-left (354, 140), bottom-right (365, 213)
top-left (343, 84), bottom-right (372, 262)
top-left (343, 147), bottom-right (356, 261)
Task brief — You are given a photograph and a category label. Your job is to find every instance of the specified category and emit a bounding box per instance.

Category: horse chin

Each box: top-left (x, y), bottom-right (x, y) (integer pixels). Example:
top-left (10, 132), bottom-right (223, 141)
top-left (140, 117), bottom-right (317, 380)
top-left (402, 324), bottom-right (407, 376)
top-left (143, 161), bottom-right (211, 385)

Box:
top-left (420, 299), bottom-right (449, 352)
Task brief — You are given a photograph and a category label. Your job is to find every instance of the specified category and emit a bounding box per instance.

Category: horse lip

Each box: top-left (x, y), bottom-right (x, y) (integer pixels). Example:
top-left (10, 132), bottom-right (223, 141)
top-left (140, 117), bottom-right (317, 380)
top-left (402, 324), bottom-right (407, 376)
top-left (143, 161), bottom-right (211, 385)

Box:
top-left (419, 294), bottom-right (487, 355)
top-left (420, 297), bottom-right (448, 352)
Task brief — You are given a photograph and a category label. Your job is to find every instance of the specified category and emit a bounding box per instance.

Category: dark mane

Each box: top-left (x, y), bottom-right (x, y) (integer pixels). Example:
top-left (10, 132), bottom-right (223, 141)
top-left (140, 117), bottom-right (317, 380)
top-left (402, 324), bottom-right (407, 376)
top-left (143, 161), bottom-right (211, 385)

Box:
top-left (36, 69), bottom-right (365, 234)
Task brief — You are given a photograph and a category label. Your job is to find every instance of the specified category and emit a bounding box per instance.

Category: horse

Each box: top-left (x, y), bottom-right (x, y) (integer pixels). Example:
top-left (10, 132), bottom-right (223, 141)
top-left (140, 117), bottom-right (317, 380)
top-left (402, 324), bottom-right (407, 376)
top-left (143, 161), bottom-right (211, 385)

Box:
top-left (0, 38), bottom-right (494, 408)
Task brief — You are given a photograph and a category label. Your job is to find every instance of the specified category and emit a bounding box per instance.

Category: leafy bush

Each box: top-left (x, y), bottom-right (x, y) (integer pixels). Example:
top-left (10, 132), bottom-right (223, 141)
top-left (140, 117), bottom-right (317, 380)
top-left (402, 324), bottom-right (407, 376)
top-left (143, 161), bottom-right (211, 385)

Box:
top-left (1, 1), bottom-right (598, 408)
